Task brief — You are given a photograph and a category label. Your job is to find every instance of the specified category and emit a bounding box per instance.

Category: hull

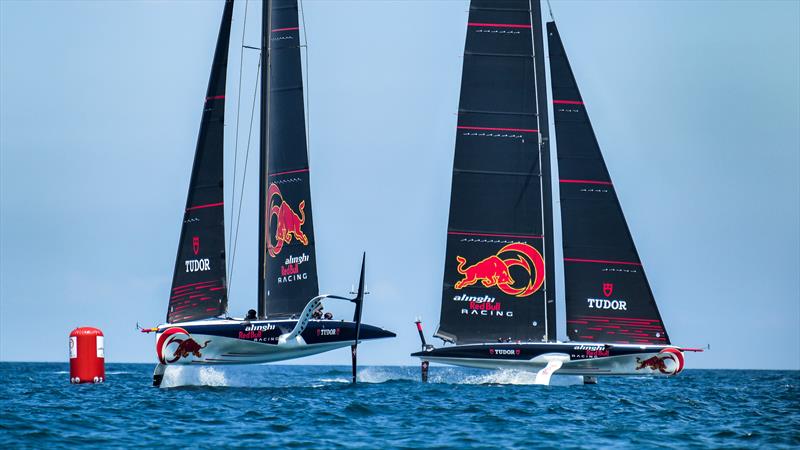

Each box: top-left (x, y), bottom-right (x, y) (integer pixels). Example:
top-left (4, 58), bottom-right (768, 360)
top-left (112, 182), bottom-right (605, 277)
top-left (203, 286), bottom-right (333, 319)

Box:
top-left (157, 318), bottom-right (394, 365)
top-left (412, 342), bottom-right (685, 377)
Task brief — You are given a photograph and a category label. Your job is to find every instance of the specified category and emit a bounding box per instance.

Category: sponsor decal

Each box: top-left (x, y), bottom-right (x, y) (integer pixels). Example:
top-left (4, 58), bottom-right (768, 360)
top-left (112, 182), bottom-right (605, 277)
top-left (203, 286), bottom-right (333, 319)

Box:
top-left (454, 243), bottom-right (545, 298)
top-left (192, 236), bottom-right (200, 255)
top-left (572, 344), bottom-right (606, 351)
top-left (586, 298), bottom-right (627, 310)
top-left (279, 253), bottom-right (310, 283)
top-left (635, 348), bottom-right (684, 375)
top-left (489, 348), bottom-right (521, 356)
top-left (316, 328), bottom-right (341, 336)
top-left (240, 323), bottom-right (277, 341)
top-left (453, 294), bottom-right (513, 317)
top-left (96, 336), bottom-right (104, 358)
top-left (588, 284), bottom-right (626, 310)
top-left (156, 327), bottom-right (210, 364)
top-left (245, 324), bottom-right (276, 332)
top-left (185, 258), bottom-right (211, 272)
top-left (267, 183), bottom-right (308, 258)
top-left (571, 344), bottom-right (610, 359)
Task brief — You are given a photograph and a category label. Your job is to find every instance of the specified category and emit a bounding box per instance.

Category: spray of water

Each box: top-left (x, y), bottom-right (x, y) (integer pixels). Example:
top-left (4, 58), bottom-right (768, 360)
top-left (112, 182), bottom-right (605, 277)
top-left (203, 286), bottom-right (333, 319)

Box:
top-left (160, 366), bottom-right (228, 388)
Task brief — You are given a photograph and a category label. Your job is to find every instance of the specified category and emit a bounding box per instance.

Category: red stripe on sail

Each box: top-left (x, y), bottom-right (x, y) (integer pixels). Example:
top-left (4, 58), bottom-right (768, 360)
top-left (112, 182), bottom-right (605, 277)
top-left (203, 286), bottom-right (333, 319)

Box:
top-left (553, 100), bottom-right (583, 105)
top-left (564, 257), bottom-right (641, 266)
top-left (468, 22), bottom-right (531, 29)
top-left (578, 315), bottom-right (658, 322)
top-left (457, 126), bottom-right (538, 133)
top-left (186, 202), bottom-right (223, 211)
top-left (205, 95), bottom-right (225, 102)
top-left (272, 26), bottom-right (299, 32)
top-left (559, 179), bottom-right (612, 186)
top-left (172, 280), bottom-right (218, 291)
top-left (270, 168), bottom-right (309, 177)
top-left (448, 231), bottom-right (543, 239)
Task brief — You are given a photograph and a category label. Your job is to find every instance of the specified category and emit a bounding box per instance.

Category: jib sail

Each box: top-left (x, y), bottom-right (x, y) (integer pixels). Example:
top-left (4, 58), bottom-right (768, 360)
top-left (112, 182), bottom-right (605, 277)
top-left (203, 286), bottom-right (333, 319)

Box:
top-left (547, 21), bottom-right (670, 345)
top-left (167, 0), bottom-right (234, 324)
top-left (435, 0), bottom-right (556, 344)
top-left (260, 0), bottom-right (319, 317)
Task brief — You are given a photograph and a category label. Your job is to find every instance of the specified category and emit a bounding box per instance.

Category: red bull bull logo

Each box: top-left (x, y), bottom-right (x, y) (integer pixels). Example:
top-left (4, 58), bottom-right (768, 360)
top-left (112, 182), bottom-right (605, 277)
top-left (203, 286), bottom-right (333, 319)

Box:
top-left (635, 348), bottom-right (684, 375)
top-left (454, 243), bottom-right (545, 297)
top-left (267, 183), bottom-right (308, 257)
top-left (156, 327), bottom-right (211, 364)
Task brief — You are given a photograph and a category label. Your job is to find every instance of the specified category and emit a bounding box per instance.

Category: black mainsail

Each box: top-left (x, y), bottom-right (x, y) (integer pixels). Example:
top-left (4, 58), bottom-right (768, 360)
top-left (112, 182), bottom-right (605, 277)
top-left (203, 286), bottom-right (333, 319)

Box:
top-left (547, 22), bottom-right (670, 345)
top-left (260, 0), bottom-right (319, 317)
top-left (167, 0), bottom-right (234, 324)
top-left (435, 0), bottom-right (556, 344)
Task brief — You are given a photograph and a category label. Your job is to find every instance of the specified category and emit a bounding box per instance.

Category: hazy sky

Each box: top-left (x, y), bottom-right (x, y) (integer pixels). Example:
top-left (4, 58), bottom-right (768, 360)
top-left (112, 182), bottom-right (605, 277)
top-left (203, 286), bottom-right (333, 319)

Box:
top-left (1, 0), bottom-right (798, 370)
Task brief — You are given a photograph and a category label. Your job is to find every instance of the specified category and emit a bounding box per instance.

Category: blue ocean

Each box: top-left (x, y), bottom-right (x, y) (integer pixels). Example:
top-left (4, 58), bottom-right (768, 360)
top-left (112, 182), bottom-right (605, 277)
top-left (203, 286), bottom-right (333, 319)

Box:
top-left (1, 363), bottom-right (797, 448)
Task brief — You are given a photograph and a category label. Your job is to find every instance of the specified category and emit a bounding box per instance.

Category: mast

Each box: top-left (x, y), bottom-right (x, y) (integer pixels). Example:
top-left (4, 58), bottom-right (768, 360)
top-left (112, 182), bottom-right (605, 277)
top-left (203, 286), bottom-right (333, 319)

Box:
top-left (258, 0), bottom-right (271, 319)
top-left (529, 0), bottom-right (556, 342)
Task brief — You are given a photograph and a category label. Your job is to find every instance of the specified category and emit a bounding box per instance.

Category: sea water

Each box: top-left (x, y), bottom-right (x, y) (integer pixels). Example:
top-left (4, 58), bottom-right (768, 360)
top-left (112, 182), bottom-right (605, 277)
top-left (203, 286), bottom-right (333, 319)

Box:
top-left (1, 363), bottom-right (797, 448)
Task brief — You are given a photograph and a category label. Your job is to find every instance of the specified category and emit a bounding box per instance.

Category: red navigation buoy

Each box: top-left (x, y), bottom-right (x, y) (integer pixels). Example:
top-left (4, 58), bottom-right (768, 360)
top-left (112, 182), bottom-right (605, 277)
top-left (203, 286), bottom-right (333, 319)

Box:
top-left (69, 327), bottom-right (105, 384)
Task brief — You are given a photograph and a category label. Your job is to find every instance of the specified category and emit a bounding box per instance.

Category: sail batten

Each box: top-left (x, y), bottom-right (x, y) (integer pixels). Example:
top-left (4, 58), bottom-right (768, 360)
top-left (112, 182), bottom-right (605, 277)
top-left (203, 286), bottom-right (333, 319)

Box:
top-left (436, 0), bottom-right (555, 345)
top-left (547, 21), bottom-right (670, 345)
top-left (167, 0), bottom-right (234, 324)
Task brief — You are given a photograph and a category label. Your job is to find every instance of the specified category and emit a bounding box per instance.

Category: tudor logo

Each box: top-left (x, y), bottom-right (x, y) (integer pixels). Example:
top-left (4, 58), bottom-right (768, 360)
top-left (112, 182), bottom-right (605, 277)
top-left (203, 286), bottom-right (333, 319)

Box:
top-left (185, 259), bottom-right (211, 272)
top-left (489, 348), bottom-right (520, 356)
top-left (317, 328), bottom-right (341, 336)
top-left (192, 236), bottom-right (200, 255)
top-left (603, 283), bottom-right (613, 298)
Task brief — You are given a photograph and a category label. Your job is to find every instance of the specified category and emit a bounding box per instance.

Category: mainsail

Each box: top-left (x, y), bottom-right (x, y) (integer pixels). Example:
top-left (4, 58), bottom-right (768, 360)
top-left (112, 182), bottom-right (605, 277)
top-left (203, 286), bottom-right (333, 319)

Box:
top-left (167, 0), bottom-right (234, 323)
top-left (261, 0), bottom-right (319, 317)
top-left (435, 0), bottom-right (556, 344)
top-left (547, 22), bottom-right (670, 345)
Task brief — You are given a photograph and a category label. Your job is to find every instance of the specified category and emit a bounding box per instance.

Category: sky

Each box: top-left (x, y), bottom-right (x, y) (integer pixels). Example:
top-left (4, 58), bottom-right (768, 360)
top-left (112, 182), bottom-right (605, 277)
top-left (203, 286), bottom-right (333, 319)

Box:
top-left (1, 0), bottom-right (798, 370)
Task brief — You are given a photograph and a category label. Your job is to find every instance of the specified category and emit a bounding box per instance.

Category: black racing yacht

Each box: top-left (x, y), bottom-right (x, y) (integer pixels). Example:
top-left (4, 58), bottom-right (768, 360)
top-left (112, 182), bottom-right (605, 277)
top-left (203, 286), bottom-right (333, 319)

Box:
top-left (143, 0), bottom-right (394, 387)
top-left (412, 0), bottom-right (700, 384)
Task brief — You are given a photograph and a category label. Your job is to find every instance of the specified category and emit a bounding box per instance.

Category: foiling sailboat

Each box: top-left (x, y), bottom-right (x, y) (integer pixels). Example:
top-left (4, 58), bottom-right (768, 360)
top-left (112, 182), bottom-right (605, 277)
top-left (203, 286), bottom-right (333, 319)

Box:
top-left (412, 0), bottom-right (701, 384)
top-left (142, 0), bottom-right (394, 387)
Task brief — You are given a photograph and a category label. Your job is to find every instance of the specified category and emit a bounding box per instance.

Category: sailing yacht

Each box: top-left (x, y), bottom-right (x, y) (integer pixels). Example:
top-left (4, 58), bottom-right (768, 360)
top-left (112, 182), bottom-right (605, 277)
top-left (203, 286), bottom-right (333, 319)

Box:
top-left (144, 0), bottom-right (394, 387)
top-left (412, 0), bottom-right (700, 384)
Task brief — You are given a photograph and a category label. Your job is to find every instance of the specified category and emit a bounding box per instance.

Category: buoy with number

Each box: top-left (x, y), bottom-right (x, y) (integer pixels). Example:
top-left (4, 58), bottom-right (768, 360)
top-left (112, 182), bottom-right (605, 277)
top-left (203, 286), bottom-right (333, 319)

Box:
top-left (69, 327), bottom-right (105, 384)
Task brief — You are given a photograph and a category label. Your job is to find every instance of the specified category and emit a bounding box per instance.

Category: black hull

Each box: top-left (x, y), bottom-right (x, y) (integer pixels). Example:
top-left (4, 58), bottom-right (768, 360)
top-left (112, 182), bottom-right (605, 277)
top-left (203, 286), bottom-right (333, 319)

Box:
top-left (156, 319), bottom-right (395, 366)
top-left (412, 342), bottom-right (686, 376)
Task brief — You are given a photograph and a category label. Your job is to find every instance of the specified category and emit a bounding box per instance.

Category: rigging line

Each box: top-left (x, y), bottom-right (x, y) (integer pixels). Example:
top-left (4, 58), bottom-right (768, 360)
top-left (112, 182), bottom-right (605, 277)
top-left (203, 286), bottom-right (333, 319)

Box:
top-left (228, 55), bottom-right (262, 292)
top-left (546, 0), bottom-right (554, 21)
top-left (227, 0), bottom-right (250, 279)
top-left (299, 0), bottom-right (311, 164)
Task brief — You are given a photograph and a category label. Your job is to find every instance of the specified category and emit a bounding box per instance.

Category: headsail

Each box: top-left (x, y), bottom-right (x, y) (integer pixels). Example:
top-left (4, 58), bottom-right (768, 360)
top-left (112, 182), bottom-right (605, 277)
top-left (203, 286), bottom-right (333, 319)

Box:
top-left (435, 0), bottom-right (556, 344)
top-left (262, 0), bottom-right (319, 317)
top-left (547, 22), bottom-right (670, 345)
top-left (167, 0), bottom-right (234, 323)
